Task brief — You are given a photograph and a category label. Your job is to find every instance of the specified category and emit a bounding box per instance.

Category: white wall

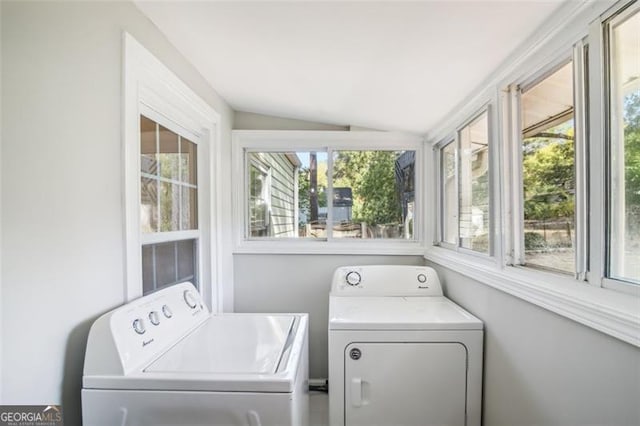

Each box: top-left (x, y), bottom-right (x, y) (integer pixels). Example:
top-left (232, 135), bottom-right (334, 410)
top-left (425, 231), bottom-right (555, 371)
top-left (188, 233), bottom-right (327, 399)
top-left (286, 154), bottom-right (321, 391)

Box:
top-left (1, 1), bottom-right (233, 422)
top-left (0, 0), bottom-right (3, 403)
top-left (427, 262), bottom-right (640, 426)
top-left (234, 254), bottom-right (424, 379)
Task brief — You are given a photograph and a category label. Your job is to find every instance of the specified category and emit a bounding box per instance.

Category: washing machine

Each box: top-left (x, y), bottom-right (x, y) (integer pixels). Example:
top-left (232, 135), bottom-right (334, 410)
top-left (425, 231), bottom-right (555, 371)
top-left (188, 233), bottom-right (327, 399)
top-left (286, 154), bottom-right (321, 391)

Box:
top-left (328, 265), bottom-right (483, 426)
top-left (82, 282), bottom-right (309, 426)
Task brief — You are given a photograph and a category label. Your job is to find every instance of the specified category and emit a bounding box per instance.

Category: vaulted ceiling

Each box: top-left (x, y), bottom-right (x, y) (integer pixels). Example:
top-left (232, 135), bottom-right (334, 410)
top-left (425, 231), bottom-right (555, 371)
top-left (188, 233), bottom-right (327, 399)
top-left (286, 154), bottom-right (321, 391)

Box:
top-left (135, 1), bottom-right (566, 134)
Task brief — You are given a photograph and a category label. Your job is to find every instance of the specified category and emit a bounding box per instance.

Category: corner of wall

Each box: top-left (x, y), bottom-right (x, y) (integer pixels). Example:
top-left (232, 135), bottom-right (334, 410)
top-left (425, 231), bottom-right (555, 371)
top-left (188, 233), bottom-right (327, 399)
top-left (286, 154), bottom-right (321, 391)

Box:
top-left (233, 110), bottom-right (348, 131)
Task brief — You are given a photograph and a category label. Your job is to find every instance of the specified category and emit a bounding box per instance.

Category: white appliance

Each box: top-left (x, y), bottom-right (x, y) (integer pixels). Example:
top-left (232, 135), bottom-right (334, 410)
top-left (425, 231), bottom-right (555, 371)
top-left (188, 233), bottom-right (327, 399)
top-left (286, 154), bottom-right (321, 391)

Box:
top-left (82, 282), bottom-right (309, 426)
top-left (328, 265), bottom-right (483, 426)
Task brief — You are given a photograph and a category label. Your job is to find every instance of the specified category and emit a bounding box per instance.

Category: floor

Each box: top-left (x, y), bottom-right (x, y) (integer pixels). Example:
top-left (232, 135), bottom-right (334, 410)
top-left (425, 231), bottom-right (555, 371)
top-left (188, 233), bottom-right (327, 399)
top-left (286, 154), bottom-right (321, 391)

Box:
top-left (310, 391), bottom-right (329, 426)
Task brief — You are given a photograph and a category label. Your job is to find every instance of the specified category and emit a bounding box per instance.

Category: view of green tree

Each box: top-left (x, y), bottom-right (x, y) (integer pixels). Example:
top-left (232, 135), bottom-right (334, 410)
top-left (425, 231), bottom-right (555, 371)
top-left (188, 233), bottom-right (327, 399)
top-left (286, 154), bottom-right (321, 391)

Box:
top-left (333, 151), bottom-right (401, 225)
top-left (522, 121), bottom-right (575, 227)
top-left (624, 92), bottom-right (640, 209)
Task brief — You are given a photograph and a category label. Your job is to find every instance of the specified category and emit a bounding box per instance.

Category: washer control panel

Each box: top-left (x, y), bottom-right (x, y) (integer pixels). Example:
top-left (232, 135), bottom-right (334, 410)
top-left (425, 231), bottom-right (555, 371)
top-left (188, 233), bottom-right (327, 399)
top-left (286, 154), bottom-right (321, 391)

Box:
top-left (331, 265), bottom-right (443, 296)
top-left (87, 282), bottom-right (209, 375)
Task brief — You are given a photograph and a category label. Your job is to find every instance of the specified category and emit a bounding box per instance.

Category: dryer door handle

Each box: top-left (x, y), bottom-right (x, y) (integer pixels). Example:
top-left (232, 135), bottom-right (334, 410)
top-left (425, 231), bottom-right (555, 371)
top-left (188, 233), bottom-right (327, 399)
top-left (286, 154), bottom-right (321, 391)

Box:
top-left (351, 377), bottom-right (363, 407)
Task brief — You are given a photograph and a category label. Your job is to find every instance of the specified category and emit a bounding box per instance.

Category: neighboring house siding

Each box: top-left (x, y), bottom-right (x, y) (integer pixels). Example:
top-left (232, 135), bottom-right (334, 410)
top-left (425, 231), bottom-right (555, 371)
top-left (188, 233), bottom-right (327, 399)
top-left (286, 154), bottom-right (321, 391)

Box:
top-left (254, 153), bottom-right (297, 237)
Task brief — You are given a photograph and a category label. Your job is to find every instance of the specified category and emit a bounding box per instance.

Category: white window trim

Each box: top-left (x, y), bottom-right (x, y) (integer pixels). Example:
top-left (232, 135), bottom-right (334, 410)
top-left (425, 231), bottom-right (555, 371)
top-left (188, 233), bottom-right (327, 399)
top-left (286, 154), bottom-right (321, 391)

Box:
top-left (232, 130), bottom-right (425, 255)
top-left (123, 33), bottom-right (223, 311)
top-left (425, 245), bottom-right (640, 346)
top-left (426, 0), bottom-right (640, 348)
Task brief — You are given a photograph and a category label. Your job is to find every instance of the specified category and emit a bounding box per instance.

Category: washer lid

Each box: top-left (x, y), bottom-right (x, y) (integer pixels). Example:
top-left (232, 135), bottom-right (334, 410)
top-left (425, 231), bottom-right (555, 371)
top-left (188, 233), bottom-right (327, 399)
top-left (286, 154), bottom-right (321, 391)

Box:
top-left (82, 314), bottom-right (309, 393)
top-left (146, 314), bottom-right (294, 375)
top-left (329, 296), bottom-right (482, 330)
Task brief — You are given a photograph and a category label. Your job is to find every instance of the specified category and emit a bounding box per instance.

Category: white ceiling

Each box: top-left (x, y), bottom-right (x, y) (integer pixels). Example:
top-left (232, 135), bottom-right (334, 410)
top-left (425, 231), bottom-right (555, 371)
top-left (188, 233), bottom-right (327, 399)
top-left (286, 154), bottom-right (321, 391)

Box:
top-left (135, 0), bottom-right (566, 134)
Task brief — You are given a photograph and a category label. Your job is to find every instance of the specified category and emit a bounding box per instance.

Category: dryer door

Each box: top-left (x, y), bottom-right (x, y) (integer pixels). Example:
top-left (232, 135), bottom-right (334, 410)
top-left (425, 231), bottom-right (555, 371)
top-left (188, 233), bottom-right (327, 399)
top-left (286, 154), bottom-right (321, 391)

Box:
top-left (344, 342), bottom-right (467, 426)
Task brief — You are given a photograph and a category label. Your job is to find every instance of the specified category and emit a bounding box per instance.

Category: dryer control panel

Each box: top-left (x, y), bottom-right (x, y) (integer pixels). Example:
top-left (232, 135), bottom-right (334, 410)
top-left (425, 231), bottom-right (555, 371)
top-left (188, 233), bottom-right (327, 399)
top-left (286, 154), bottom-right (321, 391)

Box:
top-left (331, 265), bottom-right (443, 296)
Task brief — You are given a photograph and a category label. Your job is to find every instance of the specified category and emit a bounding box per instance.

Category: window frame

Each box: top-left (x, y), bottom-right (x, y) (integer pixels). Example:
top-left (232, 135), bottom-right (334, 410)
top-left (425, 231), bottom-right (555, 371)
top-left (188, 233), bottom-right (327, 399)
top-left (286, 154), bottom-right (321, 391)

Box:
top-left (247, 158), bottom-right (272, 238)
top-left (123, 33), bottom-right (223, 311)
top-left (232, 130), bottom-right (425, 255)
top-left (511, 55), bottom-right (587, 277)
top-left (602, 0), bottom-right (640, 291)
top-left (436, 105), bottom-right (494, 258)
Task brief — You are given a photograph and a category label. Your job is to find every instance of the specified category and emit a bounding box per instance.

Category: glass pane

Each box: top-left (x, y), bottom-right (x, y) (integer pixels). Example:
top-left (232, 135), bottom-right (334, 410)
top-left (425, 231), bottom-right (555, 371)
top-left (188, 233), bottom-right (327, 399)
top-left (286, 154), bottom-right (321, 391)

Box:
top-left (459, 112), bottom-right (490, 253)
top-left (177, 239), bottom-right (196, 282)
top-left (140, 177), bottom-right (158, 233)
top-left (160, 181), bottom-right (179, 232)
top-left (142, 245), bottom-right (155, 294)
top-left (332, 150), bottom-right (415, 239)
top-left (155, 242), bottom-right (176, 288)
top-left (442, 142), bottom-right (457, 244)
top-left (181, 186), bottom-right (198, 230)
top-left (521, 62), bottom-right (575, 273)
top-left (247, 151), bottom-right (329, 239)
top-left (140, 115), bottom-right (157, 175)
top-left (181, 138), bottom-right (198, 185)
top-left (610, 10), bottom-right (640, 283)
top-left (159, 125), bottom-right (180, 181)
top-left (142, 239), bottom-right (198, 296)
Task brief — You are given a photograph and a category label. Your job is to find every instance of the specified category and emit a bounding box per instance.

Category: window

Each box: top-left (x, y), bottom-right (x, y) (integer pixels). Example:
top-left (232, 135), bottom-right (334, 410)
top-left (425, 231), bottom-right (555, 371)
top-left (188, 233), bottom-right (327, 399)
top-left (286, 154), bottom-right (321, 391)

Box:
top-left (233, 131), bottom-right (423, 252)
top-left (438, 109), bottom-right (491, 254)
top-left (140, 115), bottom-right (199, 294)
top-left (520, 61), bottom-right (576, 274)
top-left (124, 33), bottom-right (222, 308)
top-left (245, 149), bottom-right (415, 240)
top-left (607, 4), bottom-right (640, 284)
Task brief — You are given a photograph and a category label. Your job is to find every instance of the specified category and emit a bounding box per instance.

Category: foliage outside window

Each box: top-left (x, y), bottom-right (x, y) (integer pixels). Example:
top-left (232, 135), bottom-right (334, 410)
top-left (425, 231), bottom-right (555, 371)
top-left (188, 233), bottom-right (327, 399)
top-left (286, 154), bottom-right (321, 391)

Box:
top-left (140, 115), bottom-right (199, 294)
top-left (246, 149), bottom-right (416, 240)
top-left (608, 7), bottom-right (640, 284)
top-left (520, 62), bottom-right (576, 274)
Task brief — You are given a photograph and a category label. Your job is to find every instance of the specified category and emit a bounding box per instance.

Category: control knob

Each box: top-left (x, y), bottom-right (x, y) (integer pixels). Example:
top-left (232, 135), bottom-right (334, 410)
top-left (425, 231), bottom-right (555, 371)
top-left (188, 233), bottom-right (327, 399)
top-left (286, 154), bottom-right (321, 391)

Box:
top-left (132, 318), bottom-right (146, 335)
top-left (345, 271), bottom-right (361, 286)
top-left (148, 311), bottom-right (160, 326)
top-left (183, 290), bottom-right (198, 309)
top-left (162, 304), bottom-right (173, 318)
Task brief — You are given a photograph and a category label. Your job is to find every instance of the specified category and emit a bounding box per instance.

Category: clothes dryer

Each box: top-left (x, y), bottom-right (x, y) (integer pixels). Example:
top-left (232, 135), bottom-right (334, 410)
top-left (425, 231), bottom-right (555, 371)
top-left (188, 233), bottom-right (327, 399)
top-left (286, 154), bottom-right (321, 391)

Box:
top-left (328, 265), bottom-right (482, 426)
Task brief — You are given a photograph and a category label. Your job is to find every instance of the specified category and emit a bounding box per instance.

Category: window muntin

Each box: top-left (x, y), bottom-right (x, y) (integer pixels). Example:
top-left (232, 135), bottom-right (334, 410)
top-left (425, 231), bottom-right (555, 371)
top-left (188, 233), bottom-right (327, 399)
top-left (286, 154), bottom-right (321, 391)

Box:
top-left (608, 6), bottom-right (640, 284)
top-left (140, 115), bottom-right (199, 294)
top-left (520, 62), bottom-right (576, 274)
top-left (459, 112), bottom-right (490, 253)
top-left (441, 142), bottom-right (457, 245)
top-left (242, 146), bottom-right (418, 242)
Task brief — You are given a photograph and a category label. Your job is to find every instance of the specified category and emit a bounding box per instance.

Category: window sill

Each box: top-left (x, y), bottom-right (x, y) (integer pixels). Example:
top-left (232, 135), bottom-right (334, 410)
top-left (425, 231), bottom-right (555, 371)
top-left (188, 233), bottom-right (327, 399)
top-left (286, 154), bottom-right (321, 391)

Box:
top-left (234, 240), bottom-right (426, 256)
top-left (424, 246), bottom-right (640, 347)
